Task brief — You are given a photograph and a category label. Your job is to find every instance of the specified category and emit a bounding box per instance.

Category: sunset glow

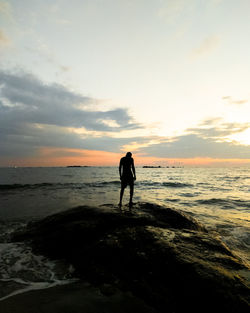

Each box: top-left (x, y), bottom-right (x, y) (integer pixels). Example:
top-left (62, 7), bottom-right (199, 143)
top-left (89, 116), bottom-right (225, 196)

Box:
top-left (1, 146), bottom-right (249, 168)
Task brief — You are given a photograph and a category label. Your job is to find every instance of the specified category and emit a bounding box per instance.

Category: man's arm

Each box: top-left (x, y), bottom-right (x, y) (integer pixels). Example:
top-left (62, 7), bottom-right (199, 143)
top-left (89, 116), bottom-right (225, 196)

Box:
top-left (119, 159), bottom-right (122, 180)
top-left (132, 158), bottom-right (136, 180)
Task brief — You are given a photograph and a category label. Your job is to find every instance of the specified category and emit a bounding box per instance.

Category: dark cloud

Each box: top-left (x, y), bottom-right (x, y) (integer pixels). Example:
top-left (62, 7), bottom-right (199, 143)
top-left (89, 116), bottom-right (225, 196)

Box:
top-left (139, 119), bottom-right (250, 159)
top-left (0, 121), bottom-right (142, 157)
top-left (0, 70), bottom-right (141, 158)
top-left (1, 70), bottom-right (249, 162)
top-left (0, 70), bottom-right (140, 131)
top-left (140, 134), bottom-right (250, 159)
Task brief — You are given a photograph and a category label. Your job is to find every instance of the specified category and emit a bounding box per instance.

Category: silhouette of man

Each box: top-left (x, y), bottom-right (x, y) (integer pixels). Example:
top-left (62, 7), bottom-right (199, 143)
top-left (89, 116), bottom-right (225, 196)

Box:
top-left (119, 152), bottom-right (136, 207)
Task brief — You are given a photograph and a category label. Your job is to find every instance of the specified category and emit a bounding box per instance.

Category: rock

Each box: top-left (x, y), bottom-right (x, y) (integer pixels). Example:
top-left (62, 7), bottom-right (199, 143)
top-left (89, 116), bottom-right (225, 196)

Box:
top-left (0, 281), bottom-right (157, 313)
top-left (12, 202), bottom-right (249, 313)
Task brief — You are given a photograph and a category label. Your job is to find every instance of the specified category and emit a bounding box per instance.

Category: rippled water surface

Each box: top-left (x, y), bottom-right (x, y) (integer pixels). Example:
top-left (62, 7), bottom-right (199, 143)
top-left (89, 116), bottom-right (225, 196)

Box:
top-left (0, 166), bottom-right (249, 298)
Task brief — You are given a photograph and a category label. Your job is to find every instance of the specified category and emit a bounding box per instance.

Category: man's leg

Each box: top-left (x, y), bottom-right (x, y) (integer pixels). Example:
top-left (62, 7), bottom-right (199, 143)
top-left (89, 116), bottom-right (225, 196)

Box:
top-left (119, 186), bottom-right (125, 206)
top-left (129, 183), bottom-right (134, 205)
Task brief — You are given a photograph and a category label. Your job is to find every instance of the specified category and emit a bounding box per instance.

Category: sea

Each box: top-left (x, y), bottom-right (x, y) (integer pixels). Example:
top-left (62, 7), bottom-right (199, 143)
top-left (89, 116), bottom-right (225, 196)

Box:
top-left (0, 166), bottom-right (249, 300)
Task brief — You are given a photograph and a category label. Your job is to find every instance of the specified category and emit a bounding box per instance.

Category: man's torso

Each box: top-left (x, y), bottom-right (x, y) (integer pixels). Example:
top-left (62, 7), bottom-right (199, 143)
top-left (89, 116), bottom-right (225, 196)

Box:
top-left (120, 157), bottom-right (133, 179)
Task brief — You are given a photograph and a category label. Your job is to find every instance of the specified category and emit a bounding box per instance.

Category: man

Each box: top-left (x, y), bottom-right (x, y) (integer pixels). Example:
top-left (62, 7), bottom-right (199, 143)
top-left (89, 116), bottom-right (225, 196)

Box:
top-left (119, 152), bottom-right (136, 207)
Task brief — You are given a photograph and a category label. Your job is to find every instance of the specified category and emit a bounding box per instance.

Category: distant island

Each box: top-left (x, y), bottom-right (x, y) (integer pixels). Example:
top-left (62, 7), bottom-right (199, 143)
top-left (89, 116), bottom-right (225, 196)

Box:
top-left (143, 165), bottom-right (182, 168)
top-left (143, 165), bottom-right (163, 168)
top-left (66, 165), bottom-right (90, 168)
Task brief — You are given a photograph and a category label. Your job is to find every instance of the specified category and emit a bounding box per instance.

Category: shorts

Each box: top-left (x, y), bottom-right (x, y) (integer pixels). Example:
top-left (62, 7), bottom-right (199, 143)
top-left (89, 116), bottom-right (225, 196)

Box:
top-left (121, 175), bottom-right (134, 188)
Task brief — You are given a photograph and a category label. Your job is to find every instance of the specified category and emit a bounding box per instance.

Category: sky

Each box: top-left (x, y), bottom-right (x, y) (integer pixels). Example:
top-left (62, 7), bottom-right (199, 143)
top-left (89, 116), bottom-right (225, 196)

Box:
top-left (0, 0), bottom-right (250, 167)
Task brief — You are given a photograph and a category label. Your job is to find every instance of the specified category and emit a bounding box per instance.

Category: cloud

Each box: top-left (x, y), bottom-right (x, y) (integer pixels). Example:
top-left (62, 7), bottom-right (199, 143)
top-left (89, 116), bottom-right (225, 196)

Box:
top-left (60, 65), bottom-right (71, 72)
top-left (158, 0), bottom-right (188, 22)
top-left (25, 36), bottom-right (72, 74)
top-left (0, 70), bottom-right (140, 130)
top-left (0, 1), bottom-right (13, 24)
top-left (0, 122), bottom-right (141, 158)
top-left (157, 0), bottom-right (223, 23)
top-left (0, 29), bottom-right (10, 47)
top-left (0, 70), bottom-right (141, 158)
top-left (1, 70), bottom-right (249, 163)
top-left (222, 96), bottom-right (248, 106)
top-left (0, 1), bottom-right (11, 16)
top-left (140, 134), bottom-right (250, 159)
top-left (186, 119), bottom-right (250, 139)
top-left (199, 117), bottom-right (223, 126)
top-left (138, 119), bottom-right (250, 159)
top-left (191, 35), bottom-right (221, 58)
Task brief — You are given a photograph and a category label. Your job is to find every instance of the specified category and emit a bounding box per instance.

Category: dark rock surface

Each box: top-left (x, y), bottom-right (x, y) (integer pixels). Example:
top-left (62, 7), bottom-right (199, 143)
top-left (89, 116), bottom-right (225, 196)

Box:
top-left (12, 202), bottom-right (249, 312)
top-left (0, 281), bottom-right (157, 313)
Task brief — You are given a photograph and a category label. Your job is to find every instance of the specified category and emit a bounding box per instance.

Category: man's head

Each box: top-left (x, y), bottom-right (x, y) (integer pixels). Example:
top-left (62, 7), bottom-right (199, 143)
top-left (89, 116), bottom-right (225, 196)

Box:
top-left (126, 152), bottom-right (132, 158)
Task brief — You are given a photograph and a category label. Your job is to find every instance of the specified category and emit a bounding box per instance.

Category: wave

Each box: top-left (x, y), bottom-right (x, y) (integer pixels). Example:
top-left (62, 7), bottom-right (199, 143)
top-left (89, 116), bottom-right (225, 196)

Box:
top-left (217, 176), bottom-right (250, 181)
top-left (138, 181), bottom-right (193, 188)
top-left (0, 241), bottom-right (76, 301)
top-left (232, 199), bottom-right (250, 209)
top-left (178, 192), bottom-right (201, 197)
top-left (0, 180), bottom-right (193, 191)
top-left (162, 182), bottom-right (193, 188)
top-left (95, 180), bottom-right (120, 186)
top-left (0, 181), bottom-right (121, 191)
top-left (0, 183), bottom-right (55, 190)
top-left (197, 198), bottom-right (230, 205)
top-left (196, 198), bottom-right (250, 209)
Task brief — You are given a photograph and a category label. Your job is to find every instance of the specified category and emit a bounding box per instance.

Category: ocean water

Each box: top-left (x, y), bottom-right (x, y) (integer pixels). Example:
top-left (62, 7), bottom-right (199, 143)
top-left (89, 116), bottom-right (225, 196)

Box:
top-left (0, 166), bottom-right (249, 299)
